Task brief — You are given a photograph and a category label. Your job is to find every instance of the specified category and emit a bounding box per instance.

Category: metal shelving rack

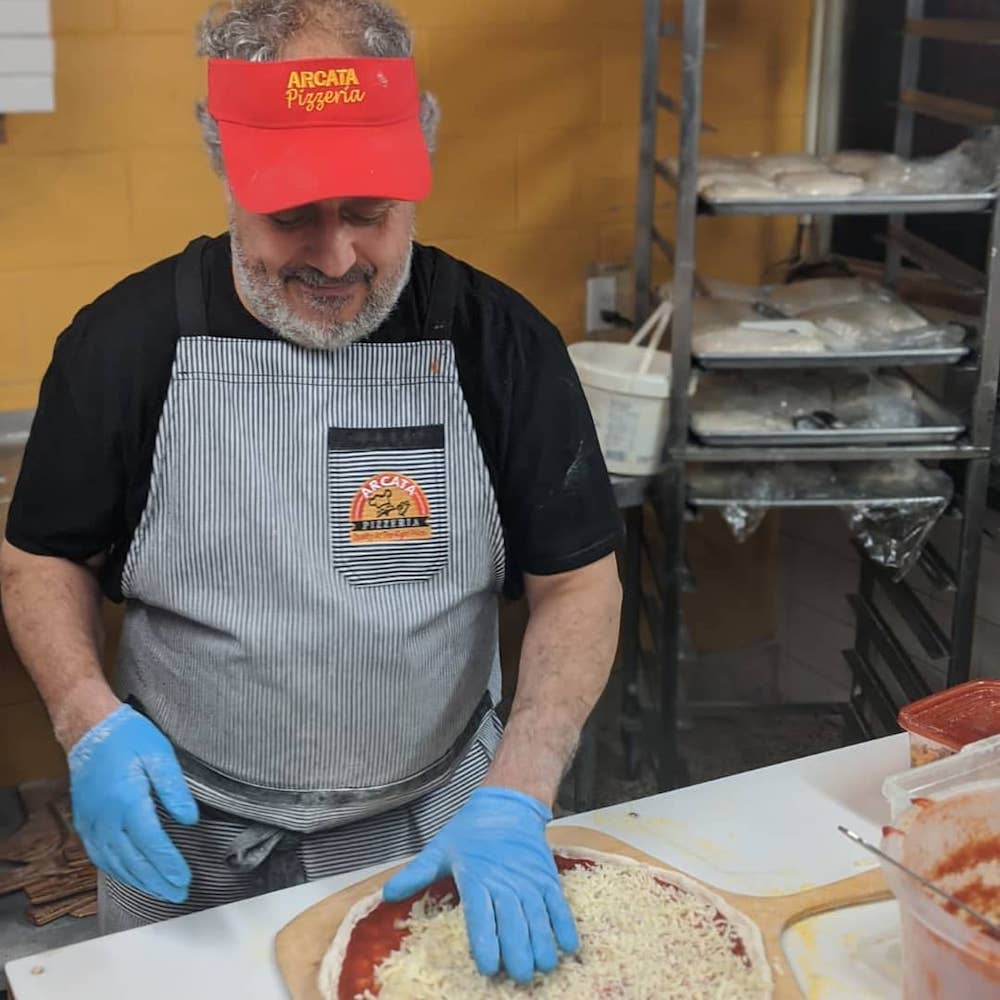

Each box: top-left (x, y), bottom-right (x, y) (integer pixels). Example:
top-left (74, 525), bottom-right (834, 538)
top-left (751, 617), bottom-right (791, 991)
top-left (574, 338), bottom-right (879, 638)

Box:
top-left (628, 0), bottom-right (1000, 787)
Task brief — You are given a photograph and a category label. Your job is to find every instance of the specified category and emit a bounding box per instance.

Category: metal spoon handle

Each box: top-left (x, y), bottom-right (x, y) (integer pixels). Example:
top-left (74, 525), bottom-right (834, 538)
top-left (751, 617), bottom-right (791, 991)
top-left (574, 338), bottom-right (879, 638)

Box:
top-left (837, 825), bottom-right (1000, 938)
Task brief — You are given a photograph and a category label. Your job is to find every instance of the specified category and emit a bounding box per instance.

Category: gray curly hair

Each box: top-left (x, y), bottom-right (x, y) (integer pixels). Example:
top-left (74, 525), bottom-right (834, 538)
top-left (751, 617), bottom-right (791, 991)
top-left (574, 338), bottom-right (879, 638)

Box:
top-left (195, 0), bottom-right (440, 177)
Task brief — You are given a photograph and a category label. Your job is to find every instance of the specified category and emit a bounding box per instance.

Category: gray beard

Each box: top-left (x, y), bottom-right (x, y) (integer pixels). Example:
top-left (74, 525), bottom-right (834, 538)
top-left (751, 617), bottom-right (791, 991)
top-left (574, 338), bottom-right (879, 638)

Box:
top-left (229, 232), bottom-right (413, 351)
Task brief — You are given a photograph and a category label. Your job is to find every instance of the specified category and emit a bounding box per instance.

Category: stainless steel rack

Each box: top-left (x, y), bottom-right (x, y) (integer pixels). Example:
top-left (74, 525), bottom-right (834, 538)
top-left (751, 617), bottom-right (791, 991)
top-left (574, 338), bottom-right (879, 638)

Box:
top-left (626, 0), bottom-right (1000, 789)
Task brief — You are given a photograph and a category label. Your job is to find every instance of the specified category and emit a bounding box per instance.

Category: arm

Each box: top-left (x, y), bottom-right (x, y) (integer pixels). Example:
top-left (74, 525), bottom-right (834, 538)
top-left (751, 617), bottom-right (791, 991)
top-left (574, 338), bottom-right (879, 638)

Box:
top-left (483, 552), bottom-right (622, 806)
top-left (383, 553), bottom-right (622, 983)
top-left (0, 541), bottom-right (119, 749)
top-left (0, 540), bottom-right (198, 901)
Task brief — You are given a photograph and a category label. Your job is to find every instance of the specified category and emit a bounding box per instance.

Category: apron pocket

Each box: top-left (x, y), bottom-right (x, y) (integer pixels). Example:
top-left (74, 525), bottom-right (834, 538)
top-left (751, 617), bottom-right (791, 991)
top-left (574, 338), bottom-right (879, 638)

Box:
top-left (328, 425), bottom-right (449, 587)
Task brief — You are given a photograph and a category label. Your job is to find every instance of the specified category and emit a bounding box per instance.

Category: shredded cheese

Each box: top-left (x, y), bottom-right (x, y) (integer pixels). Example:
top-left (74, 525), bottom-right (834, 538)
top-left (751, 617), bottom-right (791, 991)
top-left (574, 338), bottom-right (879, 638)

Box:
top-left (356, 862), bottom-right (772, 999)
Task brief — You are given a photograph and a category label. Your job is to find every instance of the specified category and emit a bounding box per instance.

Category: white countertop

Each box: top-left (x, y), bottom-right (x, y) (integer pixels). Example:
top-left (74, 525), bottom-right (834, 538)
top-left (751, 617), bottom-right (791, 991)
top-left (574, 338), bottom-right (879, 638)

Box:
top-left (5, 734), bottom-right (910, 999)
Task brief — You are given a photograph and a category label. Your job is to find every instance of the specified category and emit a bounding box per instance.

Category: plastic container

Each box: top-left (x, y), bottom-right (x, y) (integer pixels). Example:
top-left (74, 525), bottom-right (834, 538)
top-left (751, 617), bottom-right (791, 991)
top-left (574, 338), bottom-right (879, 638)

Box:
top-left (880, 781), bottom-right (1000, 999)
top-left (897, 680), bottom-right (1000, 767)
top-left (569, 299), bottom-right (696, 476)
top-left (883, 734), bottom-right (1000, 822)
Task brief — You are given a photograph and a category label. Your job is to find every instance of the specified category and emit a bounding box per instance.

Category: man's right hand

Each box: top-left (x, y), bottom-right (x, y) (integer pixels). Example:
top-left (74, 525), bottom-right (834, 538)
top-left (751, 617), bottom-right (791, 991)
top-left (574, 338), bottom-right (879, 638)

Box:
top-left (69, 705), bottom-right (199, 903)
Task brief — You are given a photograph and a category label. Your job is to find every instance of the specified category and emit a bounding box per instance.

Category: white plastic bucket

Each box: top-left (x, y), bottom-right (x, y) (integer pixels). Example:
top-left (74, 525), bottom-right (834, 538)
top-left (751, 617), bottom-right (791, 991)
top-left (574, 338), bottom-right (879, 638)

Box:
top-left (569, 299), bottom-right (694, 476)
top-left (880, 782), bottom-right (1000, 999)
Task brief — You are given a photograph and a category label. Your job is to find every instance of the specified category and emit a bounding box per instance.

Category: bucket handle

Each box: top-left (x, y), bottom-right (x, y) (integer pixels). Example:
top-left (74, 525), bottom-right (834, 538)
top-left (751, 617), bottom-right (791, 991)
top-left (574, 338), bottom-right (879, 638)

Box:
top-left (628, 298), bottom-right (673, 377)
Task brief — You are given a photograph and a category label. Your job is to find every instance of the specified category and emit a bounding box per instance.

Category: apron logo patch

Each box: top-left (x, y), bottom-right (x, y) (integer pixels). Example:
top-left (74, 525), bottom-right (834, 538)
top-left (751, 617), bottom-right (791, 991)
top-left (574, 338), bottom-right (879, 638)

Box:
top-left (349, 472), bottom-right (432, 544)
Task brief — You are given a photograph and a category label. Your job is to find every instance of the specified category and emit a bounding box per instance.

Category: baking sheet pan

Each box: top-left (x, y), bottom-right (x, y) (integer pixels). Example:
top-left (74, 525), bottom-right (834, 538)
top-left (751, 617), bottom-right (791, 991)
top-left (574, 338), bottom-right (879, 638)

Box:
top-left (691, 386), bottom-right (965, 447)
top-left (694, 345), bottom-right (970, 370)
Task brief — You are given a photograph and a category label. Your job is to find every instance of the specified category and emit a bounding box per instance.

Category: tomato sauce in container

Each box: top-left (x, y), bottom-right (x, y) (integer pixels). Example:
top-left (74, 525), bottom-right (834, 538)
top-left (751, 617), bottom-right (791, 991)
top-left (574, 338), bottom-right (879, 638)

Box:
top-left (880, 783), bottom-right (1000, 999)
top-left (897, 681), bottom-right (1000, 767)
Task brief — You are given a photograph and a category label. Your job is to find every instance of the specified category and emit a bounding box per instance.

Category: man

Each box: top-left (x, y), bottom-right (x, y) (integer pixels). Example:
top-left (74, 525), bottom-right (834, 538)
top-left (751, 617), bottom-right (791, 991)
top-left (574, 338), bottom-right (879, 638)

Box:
top-left (0, 0), bottom-right (622, 984)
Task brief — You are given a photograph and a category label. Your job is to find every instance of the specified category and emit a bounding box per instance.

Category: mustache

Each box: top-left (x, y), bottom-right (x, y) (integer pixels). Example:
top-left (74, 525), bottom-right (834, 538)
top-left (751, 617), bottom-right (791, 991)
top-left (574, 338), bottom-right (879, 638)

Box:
top-left (281, 264), bottom-right (375, 288)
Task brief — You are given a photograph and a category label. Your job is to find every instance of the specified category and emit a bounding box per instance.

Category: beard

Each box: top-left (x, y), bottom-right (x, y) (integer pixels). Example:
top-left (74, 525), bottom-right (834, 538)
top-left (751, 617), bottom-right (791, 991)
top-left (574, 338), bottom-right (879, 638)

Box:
top-left (229, 229), bottom-right (413, 352)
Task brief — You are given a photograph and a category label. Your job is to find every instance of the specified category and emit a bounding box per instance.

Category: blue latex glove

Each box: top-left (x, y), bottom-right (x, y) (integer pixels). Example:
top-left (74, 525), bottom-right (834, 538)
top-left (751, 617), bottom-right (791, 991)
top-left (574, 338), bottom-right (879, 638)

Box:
top-left (383, 787), bottom-right (578, 984)
top-left (68, 705), bottom-right (198, 903)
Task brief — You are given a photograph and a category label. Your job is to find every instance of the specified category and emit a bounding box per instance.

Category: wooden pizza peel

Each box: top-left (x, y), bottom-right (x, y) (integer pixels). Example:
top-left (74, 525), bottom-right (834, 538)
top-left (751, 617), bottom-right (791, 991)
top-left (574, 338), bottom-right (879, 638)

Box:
top-left (274, 824), bottom-right (891, 999)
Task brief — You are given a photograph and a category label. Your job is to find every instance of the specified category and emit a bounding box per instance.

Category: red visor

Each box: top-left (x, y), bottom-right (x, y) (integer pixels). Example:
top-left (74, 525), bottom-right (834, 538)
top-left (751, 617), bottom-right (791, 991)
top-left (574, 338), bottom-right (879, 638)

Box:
top-left (207, 56), bottom-right (432, 213)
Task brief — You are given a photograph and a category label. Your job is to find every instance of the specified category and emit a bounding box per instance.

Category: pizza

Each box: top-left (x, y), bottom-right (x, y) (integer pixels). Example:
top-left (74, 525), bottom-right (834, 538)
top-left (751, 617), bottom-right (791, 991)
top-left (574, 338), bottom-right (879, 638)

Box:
top-left (318, 847), bottom-right (774, 999)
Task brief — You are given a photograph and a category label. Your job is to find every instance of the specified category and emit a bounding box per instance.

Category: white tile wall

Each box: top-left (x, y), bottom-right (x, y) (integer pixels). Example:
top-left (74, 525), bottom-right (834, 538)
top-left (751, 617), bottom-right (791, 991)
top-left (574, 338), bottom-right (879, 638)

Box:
top-left (0, 0), bottom-right (53, 114)
top-left (0, 1), bottom-right (50, 36)
top-left (0, 73), bottom-right (52, 112)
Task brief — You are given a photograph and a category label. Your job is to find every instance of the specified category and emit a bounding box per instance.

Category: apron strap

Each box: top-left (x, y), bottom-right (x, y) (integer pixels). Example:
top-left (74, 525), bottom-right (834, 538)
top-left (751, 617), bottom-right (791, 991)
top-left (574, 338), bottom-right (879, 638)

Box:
top-left (174, 235), bottom-right (213, 335)
top-left (423, 250), bottom-right (461, 341)
top-left (225, 822), bottom-right (307, 894)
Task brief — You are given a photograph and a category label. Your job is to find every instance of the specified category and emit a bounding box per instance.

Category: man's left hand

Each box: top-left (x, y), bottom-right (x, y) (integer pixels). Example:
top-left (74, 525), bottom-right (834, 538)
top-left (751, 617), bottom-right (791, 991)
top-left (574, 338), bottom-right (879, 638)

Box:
top-left (382, 786), bottom-right (578, 983)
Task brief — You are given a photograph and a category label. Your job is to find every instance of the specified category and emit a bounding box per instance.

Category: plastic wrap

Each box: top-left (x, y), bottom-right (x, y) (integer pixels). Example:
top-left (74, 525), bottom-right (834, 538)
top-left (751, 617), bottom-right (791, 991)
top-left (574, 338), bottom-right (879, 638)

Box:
top-left (843, 499), bottom-right (950, 578)
top-left (800, 300), bottom-right (966, 353)
top-left (694, 131), bottom-right (1000, 202)
top-left (689, 463), bottom-right (835, 541)
top-left (688, 462), bottom-right (952, 563)
top-left (838, 463), bottom-right (954, 578)
top-left (765, 277), bottom-right (885, 316)
top-left (691, 297), bottom-right (758, 331)
top-left (690, 371), bottom-right (927, 435)
top-left (773, 171), bottom-right (866, 197)
top-left (833, 373), bottom-right (922, 429)
top-left (692, 322), bottom-right (827, 355)
top-left (826, 150), bottom-right (900, 175)
top-left (747, 153), bottom-right (828, 179)
top-left (864, 132), bottom-right (1000, 194)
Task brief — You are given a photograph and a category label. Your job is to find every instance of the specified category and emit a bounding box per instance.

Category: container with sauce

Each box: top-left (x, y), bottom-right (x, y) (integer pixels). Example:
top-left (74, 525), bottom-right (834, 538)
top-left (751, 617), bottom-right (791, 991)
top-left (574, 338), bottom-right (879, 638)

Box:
top-left (897, 680), bottom-right (1000, 767)
top-left (880, 783), bottom-right (1000, 999)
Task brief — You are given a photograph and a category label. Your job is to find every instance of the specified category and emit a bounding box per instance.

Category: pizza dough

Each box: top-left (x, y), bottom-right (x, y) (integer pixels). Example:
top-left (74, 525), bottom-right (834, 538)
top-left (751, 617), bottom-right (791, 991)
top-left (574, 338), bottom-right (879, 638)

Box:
top-left (826, 150), bottom-right (898, 176)
top-left (700, 178), bottom-right (782, 202)
top-left (693, 324), bottom-right (826, 355)
top-left (318, 847), bottom-right (773, 1000)
top-left (691, 410), bottom-right (791, 434)
top-left (697, 170), bottom-right (770, 194)
top-left (774, 171), bottom-right (866, 197)
top-left (748, 153), bottom-right (827, 180)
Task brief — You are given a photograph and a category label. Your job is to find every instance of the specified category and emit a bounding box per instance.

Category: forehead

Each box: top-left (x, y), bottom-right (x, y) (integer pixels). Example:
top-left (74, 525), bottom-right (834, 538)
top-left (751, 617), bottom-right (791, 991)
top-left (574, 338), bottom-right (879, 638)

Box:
top-left (280, 29), bottom-right (355, 60)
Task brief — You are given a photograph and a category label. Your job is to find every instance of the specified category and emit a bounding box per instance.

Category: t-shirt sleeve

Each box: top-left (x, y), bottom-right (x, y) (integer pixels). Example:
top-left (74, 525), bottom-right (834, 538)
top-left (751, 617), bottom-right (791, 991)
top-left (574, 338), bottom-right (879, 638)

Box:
top-left (5, 307), bottom-right (128, 563)
top-left (497, 314), bottom-right (623, 583)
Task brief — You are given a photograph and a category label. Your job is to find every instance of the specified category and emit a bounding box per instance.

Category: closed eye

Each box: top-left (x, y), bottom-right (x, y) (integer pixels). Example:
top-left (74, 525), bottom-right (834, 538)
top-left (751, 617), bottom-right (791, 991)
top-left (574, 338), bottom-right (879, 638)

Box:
top-left (267, 211), bottom-right (309, 230)
top-left (343, 200), bottom-right (393, 226)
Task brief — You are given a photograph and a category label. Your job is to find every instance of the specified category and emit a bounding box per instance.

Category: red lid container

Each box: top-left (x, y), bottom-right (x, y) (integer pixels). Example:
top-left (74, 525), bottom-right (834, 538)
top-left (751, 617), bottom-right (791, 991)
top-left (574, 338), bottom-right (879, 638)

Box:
top-left (898, 680), bottom-right (1000, 766)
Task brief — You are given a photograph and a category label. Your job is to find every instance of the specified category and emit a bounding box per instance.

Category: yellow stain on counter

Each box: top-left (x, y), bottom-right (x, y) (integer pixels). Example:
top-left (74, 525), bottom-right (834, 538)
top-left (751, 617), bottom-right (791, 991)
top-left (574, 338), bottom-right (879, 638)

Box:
top-left (590, 810), bottom-right (825, 896)
top-left (784, 919), bottom-right (841, 999)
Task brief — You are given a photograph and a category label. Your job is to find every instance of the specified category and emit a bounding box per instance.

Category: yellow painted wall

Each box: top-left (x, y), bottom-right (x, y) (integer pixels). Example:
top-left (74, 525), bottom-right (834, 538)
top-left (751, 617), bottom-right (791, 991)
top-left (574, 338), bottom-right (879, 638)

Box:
top-left (1, 0), bottom-right (812, 411)
top-left (0, 0), bottom-right (812, 783)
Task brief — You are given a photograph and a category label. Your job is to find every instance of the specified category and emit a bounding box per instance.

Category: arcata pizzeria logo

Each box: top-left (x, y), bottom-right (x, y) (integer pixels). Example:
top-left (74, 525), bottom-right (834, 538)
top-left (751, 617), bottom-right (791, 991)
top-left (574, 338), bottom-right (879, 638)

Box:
top-left (286, 66), bottom-right (367, 112)
top-left (349, 472), bottom-right (432, 544)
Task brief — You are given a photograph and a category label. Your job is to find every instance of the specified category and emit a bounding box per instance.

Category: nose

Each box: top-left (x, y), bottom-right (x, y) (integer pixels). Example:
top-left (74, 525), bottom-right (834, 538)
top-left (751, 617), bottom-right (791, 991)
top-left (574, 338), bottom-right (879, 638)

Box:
top-left (307, 216), bottom-right (359, 279)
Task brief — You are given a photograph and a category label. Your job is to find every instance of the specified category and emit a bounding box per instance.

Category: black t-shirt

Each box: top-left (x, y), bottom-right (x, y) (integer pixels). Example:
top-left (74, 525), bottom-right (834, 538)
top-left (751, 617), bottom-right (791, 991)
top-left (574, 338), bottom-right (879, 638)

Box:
top-left (8, 236), bottom-right (621, 600)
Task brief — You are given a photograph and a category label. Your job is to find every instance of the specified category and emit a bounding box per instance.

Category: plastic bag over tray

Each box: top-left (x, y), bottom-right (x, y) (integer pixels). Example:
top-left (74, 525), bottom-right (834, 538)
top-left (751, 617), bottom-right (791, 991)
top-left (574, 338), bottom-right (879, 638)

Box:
top-left (679, 128), bottom-right (1000, 203)
top-left (690, 371), bottom-right (927, 435)
top-left (689, 278), bottom-right (967, 358)
top-left (688, 461), bottom-right (953, 578)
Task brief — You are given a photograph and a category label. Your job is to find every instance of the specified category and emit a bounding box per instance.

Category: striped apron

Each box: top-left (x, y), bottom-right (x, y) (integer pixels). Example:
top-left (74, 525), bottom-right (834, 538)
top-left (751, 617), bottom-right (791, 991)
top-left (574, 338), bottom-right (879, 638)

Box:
top-left (104, 237), bottom-right (506, 930)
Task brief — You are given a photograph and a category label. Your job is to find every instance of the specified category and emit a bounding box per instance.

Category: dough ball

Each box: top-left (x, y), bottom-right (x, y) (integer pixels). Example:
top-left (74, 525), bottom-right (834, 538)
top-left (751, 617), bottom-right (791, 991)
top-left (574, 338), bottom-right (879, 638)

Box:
top-left (749, 154), bottom-right (827, 180)
top-left (827, 150), bottom-right (898, 176)
top-left (693, 324), bottom-right (826, 355)
top-left (701, 178), bottom-right (782, 202)
top-left (775, 171), bottom-right (866, 197)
